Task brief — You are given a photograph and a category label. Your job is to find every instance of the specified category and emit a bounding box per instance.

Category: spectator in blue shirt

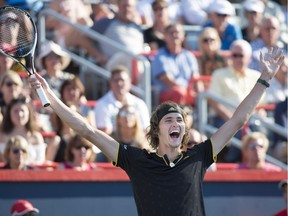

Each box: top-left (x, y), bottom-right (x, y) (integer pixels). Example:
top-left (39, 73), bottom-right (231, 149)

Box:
top-left (203, 0), bottom-right (243, 50)
top-left (151, 23), bottom-right (203, 106)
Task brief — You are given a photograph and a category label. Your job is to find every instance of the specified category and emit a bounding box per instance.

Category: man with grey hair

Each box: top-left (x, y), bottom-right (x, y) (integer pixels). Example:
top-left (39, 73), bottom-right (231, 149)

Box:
top-left (208, 39), bottom-right (266, 162)
top-left (249, 16), bottom-right (284, 71)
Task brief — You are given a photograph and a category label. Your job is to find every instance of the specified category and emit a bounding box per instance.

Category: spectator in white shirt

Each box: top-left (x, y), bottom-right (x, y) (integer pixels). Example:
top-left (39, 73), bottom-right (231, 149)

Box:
top-left (94, 65), bottom-right (150, 135)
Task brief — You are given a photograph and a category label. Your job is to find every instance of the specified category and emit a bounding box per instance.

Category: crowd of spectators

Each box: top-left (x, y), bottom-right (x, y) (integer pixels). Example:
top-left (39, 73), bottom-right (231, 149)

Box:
top-left (0, 0), bottom-right (286, 172)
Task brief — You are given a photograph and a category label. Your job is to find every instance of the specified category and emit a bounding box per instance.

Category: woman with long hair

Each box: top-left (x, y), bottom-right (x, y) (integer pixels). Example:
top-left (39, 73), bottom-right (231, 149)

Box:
top-left (46, 76), bottom-right (94, 162)
top-left (113, 104), bottom-right (148, 149)
top-left (0, 97), bottom-right (46, 164)
top-left (198, 27), bottom-right (229, 76)
top-left (58, 134), bottom-right (96, 171)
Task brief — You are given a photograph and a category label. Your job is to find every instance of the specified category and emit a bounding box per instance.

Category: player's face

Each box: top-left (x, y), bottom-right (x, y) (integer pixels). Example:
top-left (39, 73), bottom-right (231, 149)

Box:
top-left (158, 113), bottom-right (185, 149)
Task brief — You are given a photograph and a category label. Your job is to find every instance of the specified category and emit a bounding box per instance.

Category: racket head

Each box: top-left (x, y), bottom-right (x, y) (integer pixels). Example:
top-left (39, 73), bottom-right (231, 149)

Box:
top-left (0, 6), bottom-right (37, 60)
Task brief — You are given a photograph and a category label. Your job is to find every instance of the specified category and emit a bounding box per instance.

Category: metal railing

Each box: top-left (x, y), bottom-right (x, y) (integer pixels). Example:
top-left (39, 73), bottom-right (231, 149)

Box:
top-left (37, 8), bottom-right (152, 113)
top-left (197, 91), bottom-right (287, 170)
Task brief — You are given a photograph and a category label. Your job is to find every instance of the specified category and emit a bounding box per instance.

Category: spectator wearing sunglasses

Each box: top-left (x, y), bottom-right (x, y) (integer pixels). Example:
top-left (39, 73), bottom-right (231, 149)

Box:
top-left (1, 135), bottom-right (32, 170)
top-left (197, 27), bottom-right (229, 76)
top-left (237, 132), bottom-right (282, 171)
top-left (58, 135), bottom-right (96, 171)
top-left (203, 0), bottom-right (242, 50)
top-left (113, 104), bottom-right (149, 149)
top-left (208, 39), bottom-right (266, 162)
top-left (10, 199), bottom-right (39, 216)
top-left (97, 104), bottom-right (149, 162)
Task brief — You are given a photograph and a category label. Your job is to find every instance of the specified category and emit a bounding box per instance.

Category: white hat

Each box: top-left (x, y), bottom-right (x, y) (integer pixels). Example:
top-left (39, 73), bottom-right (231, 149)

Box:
top-left (208, 0), bottom-right (235, 16)
top-left (243, 0), bottom-right (265, 13)
top-left (36, 40), bottom-right (71, 70)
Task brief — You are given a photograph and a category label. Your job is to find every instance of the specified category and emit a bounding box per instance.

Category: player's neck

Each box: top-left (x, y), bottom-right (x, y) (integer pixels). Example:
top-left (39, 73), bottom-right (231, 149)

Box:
top-left (156, 146), bottom-right (181, 162)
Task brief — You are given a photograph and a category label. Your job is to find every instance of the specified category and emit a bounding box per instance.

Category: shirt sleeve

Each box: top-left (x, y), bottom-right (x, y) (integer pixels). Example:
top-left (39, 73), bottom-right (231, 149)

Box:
top-left (193, 139), bottom-right (215, 169)
top-left (135, 99), bottom-right (150, 130)
top-left (151, 52), bottom-right (167, 80)
top-left (94, 101), bottom-right (113, 130)
top-left (208, 69), bottom-right (222, 95)
top-left (114, 144), bottom-right (146, 172)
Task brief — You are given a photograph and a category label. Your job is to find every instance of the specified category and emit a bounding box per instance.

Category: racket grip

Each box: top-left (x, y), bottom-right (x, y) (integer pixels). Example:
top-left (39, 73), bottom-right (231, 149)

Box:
top-left (30, 74), bottom-right (51, 107)
top-left (36, 86), bottom-right (51, 107)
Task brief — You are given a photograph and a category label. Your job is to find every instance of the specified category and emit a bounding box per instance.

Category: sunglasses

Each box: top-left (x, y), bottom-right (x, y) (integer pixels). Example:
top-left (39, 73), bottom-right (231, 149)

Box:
top-left (74, 145), bottom-right (89, 150)
top-left (153, 6), bottom-right (167, 11)
top-left (5, 81), bottom-right (18, 87)
top-left (249, 143), bottom-right (264, 150)
top-left (202, 38), bottom-right (215, 43)
top-left (216, 13), bottom-right (228, 17)
top-left (246, 11), bottom-right (258, 14)
top-left (231, 53), bottom-right (244, 58)
top-left (119, 110), bottom-right (135, 117)
top-left (264, 27), bottom-right (277, 31)
top-left (12, 148), bottom-right (27, 154)
top-left (10, 97), bottom-right (30, 105)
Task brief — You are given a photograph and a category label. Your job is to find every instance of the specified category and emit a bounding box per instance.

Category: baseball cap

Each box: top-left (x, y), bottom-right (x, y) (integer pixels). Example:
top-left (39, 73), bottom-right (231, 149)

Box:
top-left (10, 200), bottom-right (39, 216)
top-left (208, 0), bottom-right (235, 16)
top-left (243, 0), bottom-right (265, 13)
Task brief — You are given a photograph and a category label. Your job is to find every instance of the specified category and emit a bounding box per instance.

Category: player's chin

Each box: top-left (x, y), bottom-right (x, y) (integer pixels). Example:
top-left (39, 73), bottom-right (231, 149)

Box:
top-left (169, 140), bottom-right (182, 149)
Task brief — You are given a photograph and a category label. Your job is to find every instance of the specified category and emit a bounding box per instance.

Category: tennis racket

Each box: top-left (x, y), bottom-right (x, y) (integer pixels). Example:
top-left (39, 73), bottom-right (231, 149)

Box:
top-left (0, 6), bottom-right (50, 107)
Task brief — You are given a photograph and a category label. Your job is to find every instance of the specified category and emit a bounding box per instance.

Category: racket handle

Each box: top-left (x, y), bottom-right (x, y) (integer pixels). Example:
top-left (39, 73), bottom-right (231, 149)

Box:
top-left (30, 74), bottom-right (51, 107)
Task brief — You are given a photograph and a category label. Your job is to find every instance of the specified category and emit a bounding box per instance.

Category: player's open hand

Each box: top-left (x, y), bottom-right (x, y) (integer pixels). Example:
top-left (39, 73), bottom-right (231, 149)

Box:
top-left (259, 47), bottom-right (285, 80)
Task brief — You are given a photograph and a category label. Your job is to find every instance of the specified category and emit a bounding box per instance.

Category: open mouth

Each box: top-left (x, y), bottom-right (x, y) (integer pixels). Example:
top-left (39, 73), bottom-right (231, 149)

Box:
top-left (170, 130), bottom-right (180, 139)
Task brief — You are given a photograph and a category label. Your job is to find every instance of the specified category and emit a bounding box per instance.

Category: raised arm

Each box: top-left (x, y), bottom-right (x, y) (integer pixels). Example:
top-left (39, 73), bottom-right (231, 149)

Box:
top-left (29, 73), bottom-right (119, 162)
top-left (211, 47), bottom-right (285, 156)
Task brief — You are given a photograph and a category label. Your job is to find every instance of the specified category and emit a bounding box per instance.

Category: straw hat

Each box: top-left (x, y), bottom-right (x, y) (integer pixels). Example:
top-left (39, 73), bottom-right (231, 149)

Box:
top-left (36, 40), bottom-right (71, 70)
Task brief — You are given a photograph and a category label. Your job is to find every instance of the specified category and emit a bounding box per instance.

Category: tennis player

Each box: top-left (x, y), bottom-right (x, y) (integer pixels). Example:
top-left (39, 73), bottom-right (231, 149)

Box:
top-left (28, 47), bottom-right (284, 216)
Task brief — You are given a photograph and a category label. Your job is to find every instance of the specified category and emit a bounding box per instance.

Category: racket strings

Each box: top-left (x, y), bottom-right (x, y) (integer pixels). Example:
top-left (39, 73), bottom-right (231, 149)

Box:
top-left (0, 8), bottom-right (36, 58)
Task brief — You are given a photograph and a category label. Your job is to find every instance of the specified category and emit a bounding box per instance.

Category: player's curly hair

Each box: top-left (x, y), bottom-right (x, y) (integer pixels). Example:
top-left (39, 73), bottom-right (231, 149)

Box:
top-left (146, 101), bottom-right (190, 150)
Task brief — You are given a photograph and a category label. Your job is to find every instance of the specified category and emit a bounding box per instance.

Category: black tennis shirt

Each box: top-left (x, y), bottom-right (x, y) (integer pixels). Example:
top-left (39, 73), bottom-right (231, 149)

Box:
top-left (114, 139), bottom-right (214, 216)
